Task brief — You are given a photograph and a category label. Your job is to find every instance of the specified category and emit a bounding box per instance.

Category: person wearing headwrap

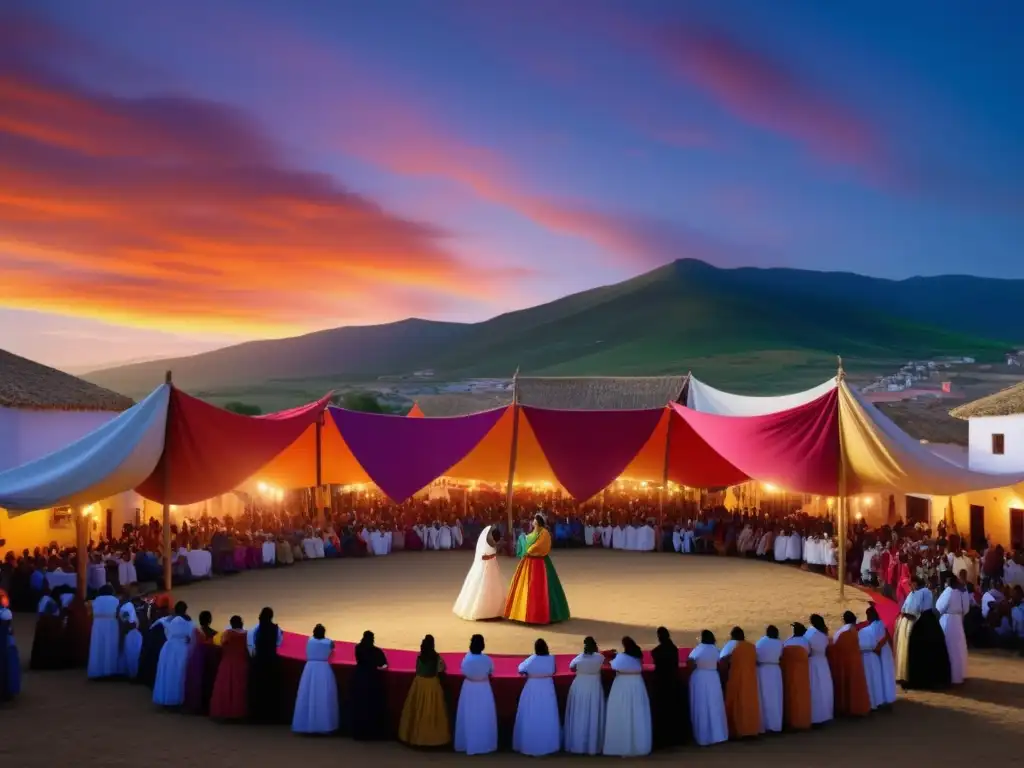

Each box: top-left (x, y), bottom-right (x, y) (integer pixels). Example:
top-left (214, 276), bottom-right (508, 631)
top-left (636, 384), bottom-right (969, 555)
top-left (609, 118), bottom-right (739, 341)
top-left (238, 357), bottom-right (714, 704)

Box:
top-left (828, 611), bottom-right (871, 717)
top-left (781, 623), bottom-right (812, 731)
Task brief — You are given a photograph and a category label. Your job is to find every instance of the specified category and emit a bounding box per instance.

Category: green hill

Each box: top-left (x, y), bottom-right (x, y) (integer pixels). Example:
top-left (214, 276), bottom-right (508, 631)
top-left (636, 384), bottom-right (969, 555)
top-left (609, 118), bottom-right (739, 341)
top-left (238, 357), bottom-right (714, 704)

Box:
top-left (85, 259), bottom-right (1019, 399)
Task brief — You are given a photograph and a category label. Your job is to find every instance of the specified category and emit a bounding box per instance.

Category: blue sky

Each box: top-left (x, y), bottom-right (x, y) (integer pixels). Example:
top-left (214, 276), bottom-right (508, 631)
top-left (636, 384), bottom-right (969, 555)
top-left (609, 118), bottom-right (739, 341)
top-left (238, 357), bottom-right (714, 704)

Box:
top-left (0, 0), bottom-right (1021, 370)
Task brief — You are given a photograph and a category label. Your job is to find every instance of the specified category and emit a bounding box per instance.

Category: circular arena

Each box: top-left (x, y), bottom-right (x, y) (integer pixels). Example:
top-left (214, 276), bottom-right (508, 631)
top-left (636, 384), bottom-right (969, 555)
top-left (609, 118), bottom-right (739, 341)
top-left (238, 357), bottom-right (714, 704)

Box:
top-left (8, 551), bottom-right (1024, 768)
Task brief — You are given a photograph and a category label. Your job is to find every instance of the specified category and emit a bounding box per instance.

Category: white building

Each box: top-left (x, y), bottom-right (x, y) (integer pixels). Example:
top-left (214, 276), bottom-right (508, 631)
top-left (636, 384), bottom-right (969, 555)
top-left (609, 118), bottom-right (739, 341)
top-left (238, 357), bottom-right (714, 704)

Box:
top-left (0, 350), bottom-right (141, 554)
top-left (950, 381), bottom-right (1024, 473)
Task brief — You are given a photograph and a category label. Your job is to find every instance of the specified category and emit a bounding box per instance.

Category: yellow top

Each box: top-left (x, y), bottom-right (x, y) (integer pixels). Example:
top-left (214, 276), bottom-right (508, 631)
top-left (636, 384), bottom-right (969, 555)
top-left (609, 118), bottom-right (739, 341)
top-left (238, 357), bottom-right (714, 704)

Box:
top-left (526, 526), bottom-right (552, 557)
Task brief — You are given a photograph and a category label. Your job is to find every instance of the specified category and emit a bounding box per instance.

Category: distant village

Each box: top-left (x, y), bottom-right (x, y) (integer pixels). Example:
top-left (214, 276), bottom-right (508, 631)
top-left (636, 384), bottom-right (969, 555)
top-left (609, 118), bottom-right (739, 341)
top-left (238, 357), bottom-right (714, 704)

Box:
top-left (860, 349), bottom-right (1024, 401)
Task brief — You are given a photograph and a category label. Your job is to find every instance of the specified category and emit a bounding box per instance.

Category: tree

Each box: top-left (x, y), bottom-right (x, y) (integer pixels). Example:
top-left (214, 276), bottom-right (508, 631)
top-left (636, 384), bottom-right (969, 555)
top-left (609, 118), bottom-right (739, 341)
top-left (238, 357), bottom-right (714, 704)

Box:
top-left (336, 391), bottom-right (386, 413)
top-left (223, 401), bottom-right (262, 416)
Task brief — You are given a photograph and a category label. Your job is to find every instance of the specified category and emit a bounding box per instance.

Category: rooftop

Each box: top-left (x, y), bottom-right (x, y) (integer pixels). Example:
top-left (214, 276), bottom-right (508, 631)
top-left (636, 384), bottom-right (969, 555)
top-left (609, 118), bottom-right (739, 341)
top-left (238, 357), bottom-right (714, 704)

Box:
top-left (0, 349), bottom-right (135, 412)
top-left (949, 381), bottom-right (1024, 420)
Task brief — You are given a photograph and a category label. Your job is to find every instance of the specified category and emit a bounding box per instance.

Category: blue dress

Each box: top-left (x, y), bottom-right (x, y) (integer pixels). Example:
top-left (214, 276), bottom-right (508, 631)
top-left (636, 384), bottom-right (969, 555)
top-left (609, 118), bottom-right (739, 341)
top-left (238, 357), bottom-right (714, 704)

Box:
top-left (292, 637), bottom-right (339, 733)
top-left (1, 608), bottom-right (20, 699)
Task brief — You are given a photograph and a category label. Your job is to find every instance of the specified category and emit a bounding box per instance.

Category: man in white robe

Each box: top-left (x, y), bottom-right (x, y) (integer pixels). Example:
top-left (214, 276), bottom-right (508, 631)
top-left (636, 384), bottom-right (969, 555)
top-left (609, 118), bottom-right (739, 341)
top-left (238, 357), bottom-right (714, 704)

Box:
top-left (936, 578), bottom-right (970, 684)
top-left (624, 523), bottom-right (638, 551)
top-left (612, 524), bottom-right (625, 550)
top-left (786, 531), bottom-right (802, 563)
top-left (426, 523), bottom-right (440, 550)
top-left (451, 521), bottom-right (464, 549)
top-left (641, 522), bottom-right (656, 551)
top-left (439, 523), bottom-right (453, 550)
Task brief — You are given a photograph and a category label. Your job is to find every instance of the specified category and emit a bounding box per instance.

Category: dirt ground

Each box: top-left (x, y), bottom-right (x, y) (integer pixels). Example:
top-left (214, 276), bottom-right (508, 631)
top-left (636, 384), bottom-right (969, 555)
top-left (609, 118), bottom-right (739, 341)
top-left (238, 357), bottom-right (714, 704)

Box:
top-left (4, 551), bottom-right (1023, 767)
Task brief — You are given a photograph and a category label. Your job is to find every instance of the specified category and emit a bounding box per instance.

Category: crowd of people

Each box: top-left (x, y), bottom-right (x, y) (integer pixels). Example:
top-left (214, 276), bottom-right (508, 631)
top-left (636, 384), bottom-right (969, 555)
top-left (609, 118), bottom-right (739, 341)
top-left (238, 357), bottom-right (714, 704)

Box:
top-left (25, 588), bottom-right (936, 757)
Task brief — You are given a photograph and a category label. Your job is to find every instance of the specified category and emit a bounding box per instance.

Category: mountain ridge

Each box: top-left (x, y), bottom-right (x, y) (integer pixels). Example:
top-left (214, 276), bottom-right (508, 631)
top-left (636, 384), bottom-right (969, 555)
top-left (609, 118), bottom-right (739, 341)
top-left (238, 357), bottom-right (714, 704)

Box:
top-left (83, 259), bottom-right (1022, 398)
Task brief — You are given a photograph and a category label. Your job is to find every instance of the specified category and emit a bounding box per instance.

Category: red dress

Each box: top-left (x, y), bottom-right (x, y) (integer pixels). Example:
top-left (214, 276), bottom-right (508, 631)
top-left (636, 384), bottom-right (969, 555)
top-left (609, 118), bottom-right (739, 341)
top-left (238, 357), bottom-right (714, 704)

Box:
top-left (209, 630), bottom-right (248, 719)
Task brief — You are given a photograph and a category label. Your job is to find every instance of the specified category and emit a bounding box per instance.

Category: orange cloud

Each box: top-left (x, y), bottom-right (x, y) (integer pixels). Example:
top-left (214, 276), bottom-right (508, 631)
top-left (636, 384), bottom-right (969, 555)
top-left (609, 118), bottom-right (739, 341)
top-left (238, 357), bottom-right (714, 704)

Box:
top-left (0, 17), bottom-right (513, 337)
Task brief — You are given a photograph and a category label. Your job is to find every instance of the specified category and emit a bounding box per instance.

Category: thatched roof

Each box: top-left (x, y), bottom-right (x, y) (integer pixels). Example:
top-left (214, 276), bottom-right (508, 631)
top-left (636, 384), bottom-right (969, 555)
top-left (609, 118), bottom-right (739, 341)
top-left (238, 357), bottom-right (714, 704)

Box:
top-left (517, 376), bottom-right (687, 410)
top-left (415, 375), bottom-right (687, 416)
top-left (949, 381), bottom-right (1024, 420)
top-left (0, 349), bottom-right (135, 411)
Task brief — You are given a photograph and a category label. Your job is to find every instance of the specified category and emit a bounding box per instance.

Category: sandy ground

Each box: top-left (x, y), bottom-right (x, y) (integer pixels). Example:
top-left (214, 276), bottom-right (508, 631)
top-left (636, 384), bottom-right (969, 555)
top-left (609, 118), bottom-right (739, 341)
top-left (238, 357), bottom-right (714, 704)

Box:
top-left (4, 550), bottom-right (1023, 767)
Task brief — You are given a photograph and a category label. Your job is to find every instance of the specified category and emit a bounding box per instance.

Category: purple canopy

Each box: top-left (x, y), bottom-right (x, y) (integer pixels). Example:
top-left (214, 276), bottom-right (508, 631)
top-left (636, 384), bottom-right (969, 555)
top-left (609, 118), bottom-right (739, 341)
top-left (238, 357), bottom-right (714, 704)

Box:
top-left (522, 406), bottom-right (665, 501)
top-left (328, 406), bottom-right (506, 502)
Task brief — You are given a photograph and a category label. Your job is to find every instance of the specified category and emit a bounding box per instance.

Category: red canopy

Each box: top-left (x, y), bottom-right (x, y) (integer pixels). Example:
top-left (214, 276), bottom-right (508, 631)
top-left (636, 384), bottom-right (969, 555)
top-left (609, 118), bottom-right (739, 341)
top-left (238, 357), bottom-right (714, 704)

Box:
top-left (136, 389), bottom-right (330, 505)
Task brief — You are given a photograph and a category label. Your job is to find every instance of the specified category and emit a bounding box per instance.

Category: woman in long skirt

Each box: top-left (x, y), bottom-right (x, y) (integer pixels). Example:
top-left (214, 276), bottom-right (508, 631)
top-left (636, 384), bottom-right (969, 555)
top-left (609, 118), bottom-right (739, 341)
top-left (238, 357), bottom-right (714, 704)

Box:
top-left (453, 527), bottom-right (504, 621)
top-left (31, 598), bottom-right (68, 670)
top-left (602, 637), bottom-right (652, 756)
top-left (137, 603), bottom-right (170, 688)
top-left (867, 606), bottom-right (897, 706)
top-left (249, 607), bottom-right (284, 723)
top-left (906, 609), bottom-right (952, 690)
top-left (781, 624), bottom-right (812, 731)
top-left (650, 627), bottom-right (688, 748)
top-left (895, 578), bottom-right (932, 685)
top-left (153, 602), bottom-right (193, 707)
top-left (350, 631), bottom-right (390, 740)
top-left (513, 638), bottom-right (561, 756)
top-left (117, 602), bottom-right (143, 679)
top-left (564, 636), bottom-right (606, 754)
top-left (210, 616), bottom-right (249, 720)
top-left (754, 625), bottom-right (784, 733)
top-left (936, 578), bottom-right (969, 684)
top-left (398, 634), bottom-right (450, 747)
top-left (292, 625), bottom-right (339, 734)
top-left (805, 615), bottom-right (835, 724)
top-left (454, 634), bottom-right (497, 755)
top-left (687, 630), bottom-right (728, 746)
top-left (184, 611), bottom-right (218, 714)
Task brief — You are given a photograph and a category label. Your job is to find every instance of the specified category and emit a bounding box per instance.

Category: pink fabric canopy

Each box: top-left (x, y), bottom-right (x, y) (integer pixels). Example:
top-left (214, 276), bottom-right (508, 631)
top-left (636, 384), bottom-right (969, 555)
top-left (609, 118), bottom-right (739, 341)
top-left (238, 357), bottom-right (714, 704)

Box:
top-left (523, 406), bottom-right (665, 501)
top-left (668, 388), bottom-right (841, 496)
top-left (329, 406), bottom-right (506, 502)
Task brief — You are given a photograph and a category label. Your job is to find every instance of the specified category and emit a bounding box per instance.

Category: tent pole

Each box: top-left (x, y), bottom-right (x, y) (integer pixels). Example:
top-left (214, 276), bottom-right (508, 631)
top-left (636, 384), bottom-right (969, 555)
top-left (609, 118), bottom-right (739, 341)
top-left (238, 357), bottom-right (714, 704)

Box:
top-left (658, 407), bottom-right (674, 525)
top-left (315, 412), bottom-right (324, 526)
top-left (162, 370), bottom-right (173, 594)
top-left (836, 356), bottom-right (846, 602)
top-left (75, 505), bottom-right (88, 601)
top-left (504, 368), bottom-right (521, 541)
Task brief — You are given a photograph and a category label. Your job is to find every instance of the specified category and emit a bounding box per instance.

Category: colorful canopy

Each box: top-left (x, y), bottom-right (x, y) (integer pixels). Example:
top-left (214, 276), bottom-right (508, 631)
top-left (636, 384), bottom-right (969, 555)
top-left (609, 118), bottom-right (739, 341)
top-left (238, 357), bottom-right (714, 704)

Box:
top-left (4, 374), bottom-right (1024, 512)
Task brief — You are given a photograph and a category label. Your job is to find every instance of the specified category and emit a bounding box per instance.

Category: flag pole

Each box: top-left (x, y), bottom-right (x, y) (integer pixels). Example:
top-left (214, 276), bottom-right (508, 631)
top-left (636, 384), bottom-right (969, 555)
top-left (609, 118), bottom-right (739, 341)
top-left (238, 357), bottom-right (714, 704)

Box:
top-left (162, 370), bottom-right (174, 594)
top-left (504, 368), bottom-right (521, 542)
top-left (836, 356), bottom-right (847, 601)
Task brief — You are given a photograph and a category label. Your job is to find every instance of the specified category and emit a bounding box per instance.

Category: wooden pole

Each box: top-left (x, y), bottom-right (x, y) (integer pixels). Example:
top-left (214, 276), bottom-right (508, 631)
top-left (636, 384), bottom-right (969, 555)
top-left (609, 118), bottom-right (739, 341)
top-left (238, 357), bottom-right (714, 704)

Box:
top-left (162, 370), bottom-right (173, 594)
top-left (836, 356), bottom-right (847, 601)
top-left (504, 368), bottom-right (521, 538)
top-left (658, 408), bottom-right (674, 524)
top-left (315, 412), bottom-right (324, 526)
top-left (75, 505), bottom-right (88, 601)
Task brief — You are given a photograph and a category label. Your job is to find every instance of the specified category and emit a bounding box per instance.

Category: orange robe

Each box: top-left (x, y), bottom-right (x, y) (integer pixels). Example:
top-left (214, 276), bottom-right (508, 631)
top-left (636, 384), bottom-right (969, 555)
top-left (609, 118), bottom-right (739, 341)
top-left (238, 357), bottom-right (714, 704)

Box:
top-left (724, 641), bottom-right (762, 738)
top-left (828, 628), bottom-right (871, 717)
top-left (780, 644), bottom-right (812, 730)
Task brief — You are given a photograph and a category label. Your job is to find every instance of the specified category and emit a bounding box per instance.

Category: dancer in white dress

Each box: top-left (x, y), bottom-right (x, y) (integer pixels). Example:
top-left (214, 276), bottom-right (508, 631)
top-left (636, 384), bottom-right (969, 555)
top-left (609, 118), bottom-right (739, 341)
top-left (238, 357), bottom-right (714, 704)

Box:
top-left (936, 577), bottom-right (970, 684)
top-left (455, 634), bottom-right (498, 755)
top-left (453, 526), bottom-right (505, 621)
top-left (602, 638), bottom-right (652, 756)
top-left (867, 606), bottom-right (897, 705)
top-left (513, 640), bottom-right (561, 756)
top-left (292, 626), bottom-right (339, 733)
top-left (687, 631), bottom-right (728, 747)
top-left (564, 637), bottom-right (606, 755)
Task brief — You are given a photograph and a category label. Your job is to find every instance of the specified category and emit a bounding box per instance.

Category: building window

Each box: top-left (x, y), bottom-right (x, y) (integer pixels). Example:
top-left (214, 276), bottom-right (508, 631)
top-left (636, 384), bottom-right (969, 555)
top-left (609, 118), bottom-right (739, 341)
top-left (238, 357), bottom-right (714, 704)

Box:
top-left (992, 434), bottom-right (1005, 455)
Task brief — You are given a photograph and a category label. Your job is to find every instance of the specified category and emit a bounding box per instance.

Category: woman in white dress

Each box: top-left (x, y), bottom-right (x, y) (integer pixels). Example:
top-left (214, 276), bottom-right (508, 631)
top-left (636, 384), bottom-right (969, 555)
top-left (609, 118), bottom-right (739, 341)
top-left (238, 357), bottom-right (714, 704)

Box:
top-left (513, 639), bottom-right (561, 756)
top-left (687, 630), bottom-right (728, 747)
top-left (292, 625), bottom-right (339, 733)
top-left (455, 634), bottom-right (498, 755)
top-left (87, 586), bottom-right (121, 679)
top-left (755, 625), bottom-right (784, 733)
top-left (857, 621), bottom-right (883, 709)
top-left (564, 636), bottom-right (606, 754)
top-left (153, 601), bottom-right (193, 706)
top-left (603, 637), bottom-right (652, 756)
top-left (805, 615), bottom-right (835, 724)
top-left (453, 526), bottom-right (504, 621)
top-left (936, 576), bottom-right (969, 684)
top-left (867, 606), bottom-right (897, 705)
top-left (118, 602), bottom-right (143, 679)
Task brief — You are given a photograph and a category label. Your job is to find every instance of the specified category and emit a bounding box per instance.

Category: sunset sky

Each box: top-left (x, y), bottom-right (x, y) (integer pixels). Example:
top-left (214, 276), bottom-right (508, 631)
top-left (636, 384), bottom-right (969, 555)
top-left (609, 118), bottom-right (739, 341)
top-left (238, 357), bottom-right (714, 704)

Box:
top-left (1, 0), bottom-right (1022, 371)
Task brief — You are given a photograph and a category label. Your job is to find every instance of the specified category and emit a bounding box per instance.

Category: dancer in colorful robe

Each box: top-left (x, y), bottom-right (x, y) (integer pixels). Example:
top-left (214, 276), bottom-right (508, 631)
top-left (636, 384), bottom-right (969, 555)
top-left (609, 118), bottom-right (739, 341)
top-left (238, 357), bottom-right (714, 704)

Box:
top-left (503, 514), bottom-right (570, 625)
